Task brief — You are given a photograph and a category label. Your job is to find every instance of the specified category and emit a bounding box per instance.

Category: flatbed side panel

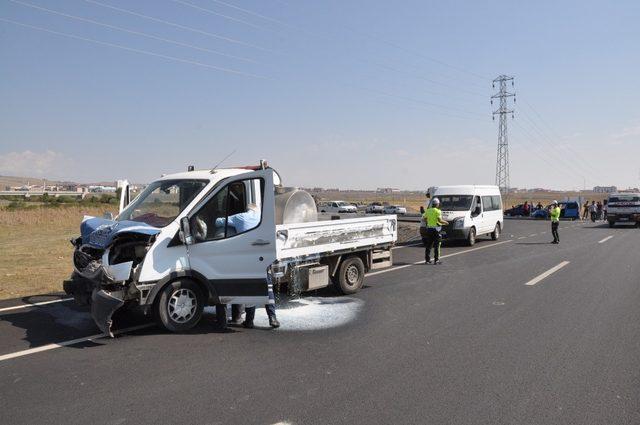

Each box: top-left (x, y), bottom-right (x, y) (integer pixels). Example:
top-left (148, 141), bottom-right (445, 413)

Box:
top-left (276, 215), bottom-right (397, 259)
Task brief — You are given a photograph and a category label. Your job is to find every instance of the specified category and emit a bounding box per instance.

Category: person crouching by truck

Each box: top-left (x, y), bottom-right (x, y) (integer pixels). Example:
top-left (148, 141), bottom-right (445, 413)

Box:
top-left (421, 198), bottom-right (449, 264)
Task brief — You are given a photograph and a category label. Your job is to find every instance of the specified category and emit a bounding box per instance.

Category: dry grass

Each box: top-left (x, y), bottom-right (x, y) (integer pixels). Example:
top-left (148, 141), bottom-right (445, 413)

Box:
top-left (0, 206), bottom-right (115, 300)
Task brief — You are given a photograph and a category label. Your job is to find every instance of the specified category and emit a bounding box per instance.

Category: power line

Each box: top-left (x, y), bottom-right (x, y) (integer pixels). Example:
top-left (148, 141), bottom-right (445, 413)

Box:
top-left (201, 0), bottom-right (491, 99)
top-left (82, 0), bottom-right (275, 53)
top-left (519, 98), bottom-right (594, 173)
top-left (514, 106), bottom-right (595, 182)
top-left (169, 0), bottom-right (267, 31)
top-left (9, 0), bottom-right (259, 64)
top-left (0, 17), bottom-right (266, 79)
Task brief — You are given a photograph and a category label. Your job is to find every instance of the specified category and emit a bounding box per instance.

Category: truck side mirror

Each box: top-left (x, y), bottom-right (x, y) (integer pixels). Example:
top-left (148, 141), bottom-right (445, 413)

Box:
top-left (179, 217), bottom-right (194, 246)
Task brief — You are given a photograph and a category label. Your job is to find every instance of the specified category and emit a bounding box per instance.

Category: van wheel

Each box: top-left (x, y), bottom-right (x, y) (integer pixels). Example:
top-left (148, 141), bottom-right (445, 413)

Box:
top-left (491, 223), bottom-right (501, 240)
top-left (467, 227), bottom-right (476, 246)
top-left (608, 221), bottom-right (615, 228)
top-left (156, 280), bottom-right (204, 333)
top-left (334, 256), bottom-right (365, 295)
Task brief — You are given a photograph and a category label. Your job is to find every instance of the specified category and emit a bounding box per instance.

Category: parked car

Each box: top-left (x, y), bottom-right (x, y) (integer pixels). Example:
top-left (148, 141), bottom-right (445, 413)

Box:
top-left (383, 205), bottom-right (407, 215)
top-left (319, 201), bottom-right (357, 213)
top-left (532, 208), bottom-right (549, 219)
top-left (532, 202), bottom-right (580, 220)
top-left (365, 202), bottom-right (385, 214)
top-left (560, 201), bottom-right (580, 220)
top-left (504, 203), bottom-right (531, 216)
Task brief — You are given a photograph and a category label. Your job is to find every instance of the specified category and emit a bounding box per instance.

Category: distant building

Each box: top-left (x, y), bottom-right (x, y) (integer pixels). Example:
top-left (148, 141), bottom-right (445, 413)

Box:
top-left (593, 186), bottom-right (617, 193)
top-left (376, 187), bottom-right (401, 194)
top-left (88, 185), bottom-right (117, 193)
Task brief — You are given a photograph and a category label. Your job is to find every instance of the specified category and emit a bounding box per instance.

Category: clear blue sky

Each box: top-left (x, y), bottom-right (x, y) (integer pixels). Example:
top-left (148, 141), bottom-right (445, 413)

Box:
top-left (1, 0), bottom-right (639, 190)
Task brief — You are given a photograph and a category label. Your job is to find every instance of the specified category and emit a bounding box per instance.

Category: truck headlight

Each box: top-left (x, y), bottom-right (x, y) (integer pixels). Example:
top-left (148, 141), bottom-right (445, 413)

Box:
top-left (453, 219), bottom-right (465, 228)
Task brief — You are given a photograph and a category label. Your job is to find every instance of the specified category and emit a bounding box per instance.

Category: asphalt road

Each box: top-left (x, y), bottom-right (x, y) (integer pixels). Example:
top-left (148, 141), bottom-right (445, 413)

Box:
top-left (1, 220), bottom-right (639, 424)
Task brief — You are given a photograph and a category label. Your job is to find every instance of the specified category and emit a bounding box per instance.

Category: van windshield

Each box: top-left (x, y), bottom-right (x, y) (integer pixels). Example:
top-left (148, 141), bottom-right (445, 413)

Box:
top-left (435, 195), bottom-right (473, 211)
top-left (118, 179), bottom-right (208, 227)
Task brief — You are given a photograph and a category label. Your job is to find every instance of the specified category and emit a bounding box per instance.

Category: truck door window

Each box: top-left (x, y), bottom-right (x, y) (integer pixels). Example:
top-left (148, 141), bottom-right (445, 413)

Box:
top-left (472, 196), bottom-right (482, 216)
top-left (191, 178), bottom-right (264, 242)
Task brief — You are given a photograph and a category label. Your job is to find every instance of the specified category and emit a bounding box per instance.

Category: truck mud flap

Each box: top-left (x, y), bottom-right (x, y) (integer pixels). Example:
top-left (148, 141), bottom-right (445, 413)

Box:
top-left (91, 289), bottom-right (124, 337)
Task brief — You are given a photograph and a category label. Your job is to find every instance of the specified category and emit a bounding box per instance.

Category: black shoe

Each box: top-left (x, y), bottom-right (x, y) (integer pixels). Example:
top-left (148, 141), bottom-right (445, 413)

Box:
top-left (242, 321), bottom-right (254, 329)
top-left (269, 317), bottom-right (280, 328)
top-left (425, 259), bottom-right (432, 264)
top-left (434, 260), bottom-right (442, 265)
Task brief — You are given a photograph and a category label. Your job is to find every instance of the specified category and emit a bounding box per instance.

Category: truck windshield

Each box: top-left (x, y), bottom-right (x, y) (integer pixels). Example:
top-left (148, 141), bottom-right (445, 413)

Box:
top-left (436, 195), bottom-right (473, 211)
top-left (118, 179), bottom-right (208, 227)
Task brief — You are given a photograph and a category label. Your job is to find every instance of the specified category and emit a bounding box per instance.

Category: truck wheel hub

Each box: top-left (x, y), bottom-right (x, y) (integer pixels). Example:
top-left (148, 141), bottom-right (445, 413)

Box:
top-left (168, 288), bottom-right (197, 323)
top-left (346, 266), bottom-right (359, 284)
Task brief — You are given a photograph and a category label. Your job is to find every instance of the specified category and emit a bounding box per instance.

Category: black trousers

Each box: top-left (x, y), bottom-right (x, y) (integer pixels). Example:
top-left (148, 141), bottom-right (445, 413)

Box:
top-left (421, 227), bottom-right (442, 261)
top-left (215, 304), bottom-right (243, 327)
top-left (245, 304), bottom-right (276, 323)
top-left (551, 221), bottom-right (559, 242)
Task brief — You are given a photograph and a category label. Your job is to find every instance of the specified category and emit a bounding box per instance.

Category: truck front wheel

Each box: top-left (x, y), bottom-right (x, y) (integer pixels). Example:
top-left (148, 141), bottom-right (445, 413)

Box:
top-left (335, 256), bottom-right (365, 295)
top-left (156, 280), bottom-right (205, 333)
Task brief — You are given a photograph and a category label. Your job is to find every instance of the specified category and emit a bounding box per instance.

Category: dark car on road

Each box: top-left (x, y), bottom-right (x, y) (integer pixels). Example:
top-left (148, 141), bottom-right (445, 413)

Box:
top-left (504, 203), bottom-right (531, 216)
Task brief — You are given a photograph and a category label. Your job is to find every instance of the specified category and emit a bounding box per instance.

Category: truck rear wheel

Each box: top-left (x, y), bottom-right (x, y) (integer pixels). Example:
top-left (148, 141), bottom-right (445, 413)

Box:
top-left (156, 280), bottom-right (205, 333)
top-left (335, 256), bottom-right (365, 295)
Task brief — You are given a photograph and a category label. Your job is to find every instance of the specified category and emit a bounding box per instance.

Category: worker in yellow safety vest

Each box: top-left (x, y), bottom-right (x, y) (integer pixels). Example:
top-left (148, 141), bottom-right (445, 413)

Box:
top-left (422, 198), bottom-right (449, 264)
top-left (550, 200), bottom-right (561, 244)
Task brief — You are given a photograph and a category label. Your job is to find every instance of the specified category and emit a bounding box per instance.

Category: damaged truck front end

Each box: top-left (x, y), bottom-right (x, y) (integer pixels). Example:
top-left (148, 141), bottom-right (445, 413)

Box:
top-left (64, 217), bottom-right (160, 336)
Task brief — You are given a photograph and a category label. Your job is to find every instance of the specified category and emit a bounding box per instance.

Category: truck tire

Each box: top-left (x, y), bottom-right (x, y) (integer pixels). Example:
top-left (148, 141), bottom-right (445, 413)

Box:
top-left (156, 279), bottom-right (205, 333)
top-left (491, 223), bottom-right (501, 240)
top-left (467, 227), bottom-right (476, 246)
top-left (334, 256), bottom-right (365, 295)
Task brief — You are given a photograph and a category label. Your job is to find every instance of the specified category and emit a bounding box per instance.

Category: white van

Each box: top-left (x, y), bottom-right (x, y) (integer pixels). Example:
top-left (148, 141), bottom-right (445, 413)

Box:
top-left (428, 185), bottom-right (504, 246)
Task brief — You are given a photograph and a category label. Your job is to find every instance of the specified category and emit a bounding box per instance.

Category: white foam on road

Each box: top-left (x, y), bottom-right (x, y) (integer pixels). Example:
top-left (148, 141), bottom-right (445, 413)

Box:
top-left (205, 296), bottom-right (364, 331)
top-left (524, 261), bottom-right (570, 286)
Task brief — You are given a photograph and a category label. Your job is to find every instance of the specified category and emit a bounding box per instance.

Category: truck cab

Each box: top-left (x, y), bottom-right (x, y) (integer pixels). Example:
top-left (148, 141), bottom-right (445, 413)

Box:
top-left (606, 192), bottom-right (640, 227)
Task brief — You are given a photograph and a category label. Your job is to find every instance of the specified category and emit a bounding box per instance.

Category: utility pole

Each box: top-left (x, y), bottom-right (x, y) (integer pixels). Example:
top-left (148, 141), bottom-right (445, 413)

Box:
top-left (491, 75), bottom-right (515, 194)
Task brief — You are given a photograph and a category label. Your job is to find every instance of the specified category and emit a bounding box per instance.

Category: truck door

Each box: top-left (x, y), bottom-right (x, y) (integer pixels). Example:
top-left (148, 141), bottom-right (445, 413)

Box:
top-left (186, 169), bottom-right (277, 305)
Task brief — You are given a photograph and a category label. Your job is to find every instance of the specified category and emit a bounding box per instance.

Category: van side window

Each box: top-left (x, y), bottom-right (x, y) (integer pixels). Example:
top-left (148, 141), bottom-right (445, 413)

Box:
top-left (492, 196), bottom-right (502, 211)
top-left (481, 196), bottom-right (494, 211)
top-left (191, 178), bottom-right (264, 242)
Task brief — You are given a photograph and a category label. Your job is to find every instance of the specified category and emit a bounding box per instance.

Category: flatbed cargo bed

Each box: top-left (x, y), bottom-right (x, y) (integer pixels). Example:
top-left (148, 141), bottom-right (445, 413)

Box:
top-left (275, 215), bottom-right (397, 260)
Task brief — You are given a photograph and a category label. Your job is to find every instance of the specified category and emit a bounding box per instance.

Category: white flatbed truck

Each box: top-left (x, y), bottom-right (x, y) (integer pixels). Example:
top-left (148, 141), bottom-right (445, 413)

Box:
top-left (64, 162), bottom-right (397, 335)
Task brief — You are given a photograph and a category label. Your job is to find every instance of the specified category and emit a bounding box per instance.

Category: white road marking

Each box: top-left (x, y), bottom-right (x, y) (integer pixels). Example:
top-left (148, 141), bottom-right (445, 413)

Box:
top-left (524, 261), bottom-right (570, 286)
top-left (517, 236), bottom-right (527, 240)
top-left (541, 232), bottom-right (547, 234)
top-left (367, 240), bottom-right (513, 277)
top-left (529, 234), bottom-right (537, 237)
top-left (0, 298), bottom-right (74, 314)
top-left (598, 235), bottom-right (614, 244)
top-left (0, 324), bottom-right (154, 362)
